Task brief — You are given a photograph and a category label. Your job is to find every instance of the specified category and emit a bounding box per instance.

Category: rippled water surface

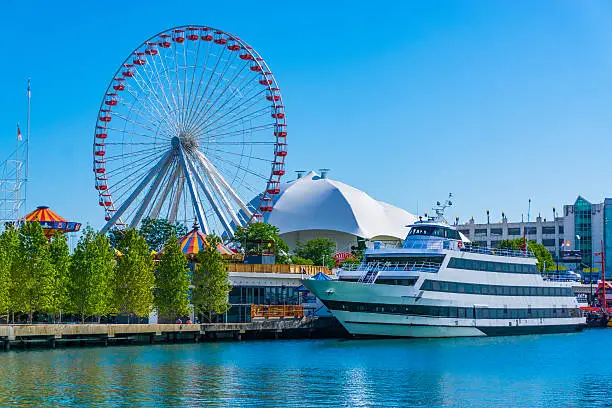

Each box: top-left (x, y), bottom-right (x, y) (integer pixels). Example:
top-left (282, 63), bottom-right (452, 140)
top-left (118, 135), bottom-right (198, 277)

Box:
top-left (1, 329), bottom-right (611, 407)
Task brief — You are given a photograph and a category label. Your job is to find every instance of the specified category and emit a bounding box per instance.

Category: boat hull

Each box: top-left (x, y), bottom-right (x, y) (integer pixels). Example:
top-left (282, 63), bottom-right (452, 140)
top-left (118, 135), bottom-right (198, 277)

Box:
top-left (302, 279), bottom-right (586, 338)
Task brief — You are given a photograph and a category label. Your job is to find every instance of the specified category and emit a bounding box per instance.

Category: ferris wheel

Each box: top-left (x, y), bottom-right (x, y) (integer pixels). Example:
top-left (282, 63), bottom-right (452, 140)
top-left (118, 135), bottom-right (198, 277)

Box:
top-left (94, 25), bottom-right (287, 237)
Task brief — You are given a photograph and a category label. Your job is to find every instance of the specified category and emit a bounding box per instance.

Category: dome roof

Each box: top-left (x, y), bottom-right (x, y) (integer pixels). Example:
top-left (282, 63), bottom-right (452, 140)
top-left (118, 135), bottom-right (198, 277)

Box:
top-left (265, 171), bottom-right (416, 240)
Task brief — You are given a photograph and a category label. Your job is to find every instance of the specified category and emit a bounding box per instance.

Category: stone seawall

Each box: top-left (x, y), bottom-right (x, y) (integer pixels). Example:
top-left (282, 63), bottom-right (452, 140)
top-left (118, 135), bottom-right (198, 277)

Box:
top-left (0, 317), bottom-right (340, 351)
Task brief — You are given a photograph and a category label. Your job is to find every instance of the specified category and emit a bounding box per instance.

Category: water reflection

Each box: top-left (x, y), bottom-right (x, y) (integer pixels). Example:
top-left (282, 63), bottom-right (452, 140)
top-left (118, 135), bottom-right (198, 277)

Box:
top-left (0, 331), bottom-right (611, 406)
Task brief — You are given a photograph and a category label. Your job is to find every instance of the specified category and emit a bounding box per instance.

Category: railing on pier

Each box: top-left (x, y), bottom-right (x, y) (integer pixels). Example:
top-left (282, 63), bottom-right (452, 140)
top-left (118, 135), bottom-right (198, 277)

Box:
top-left (251, 305), bottom-right (304, 319)
top-left (229, 264), bottom-right (331, 275)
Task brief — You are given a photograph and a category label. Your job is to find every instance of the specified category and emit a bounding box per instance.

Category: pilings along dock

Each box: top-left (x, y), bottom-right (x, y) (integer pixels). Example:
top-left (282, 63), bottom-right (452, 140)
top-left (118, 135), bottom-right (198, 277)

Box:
top-left (0, 317), bottom-right (337, 351)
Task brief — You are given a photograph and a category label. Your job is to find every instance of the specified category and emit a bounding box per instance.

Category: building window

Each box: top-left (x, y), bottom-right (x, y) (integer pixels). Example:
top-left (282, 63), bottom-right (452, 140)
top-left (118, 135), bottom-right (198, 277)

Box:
top-left (542, 239), bottom-right (556, 247)
top-left (459, 229), bottom-right (471, 237)
top-left (475, 228), bottom-right (487, 236)
top-left (490, 240), bottom-right (501, 248)
top-left (490, 228), bottom-right (502, 236)
top-left (542, 226), bottom-right (555, 235)
top-left (507, 228), bottom-right (521, 236)
top-left (559, 226), bottom-right (564, 234)
top-left (525, 226), bottom-right (537, 235)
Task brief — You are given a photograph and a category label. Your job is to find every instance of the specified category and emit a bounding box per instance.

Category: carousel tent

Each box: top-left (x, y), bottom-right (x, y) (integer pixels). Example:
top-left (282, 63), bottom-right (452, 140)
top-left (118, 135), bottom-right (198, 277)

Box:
top-left (178, 222), bottom-right (234, 255)
top-left (22, 206), bottom-right (81, 238)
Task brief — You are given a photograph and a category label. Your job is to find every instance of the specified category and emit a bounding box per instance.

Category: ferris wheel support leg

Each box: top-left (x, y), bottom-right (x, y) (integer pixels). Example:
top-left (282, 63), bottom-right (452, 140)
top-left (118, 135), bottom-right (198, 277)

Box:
top-left (131, 155), bottom-right (173, 227)
top-left (192, 152), bottom-right (243, 229)
top-left (169, 175), bottom-right (184, 224)
top-left (196, 151), bottom-right (253, 220)
top-left (100, 150), bottom-right (173, 235)
top-left (178, 148), bottom-right (209, 234)
top-left (185, 152), bottom-right (234, 238)
top-left (150, 160), bottom-right (181, 219)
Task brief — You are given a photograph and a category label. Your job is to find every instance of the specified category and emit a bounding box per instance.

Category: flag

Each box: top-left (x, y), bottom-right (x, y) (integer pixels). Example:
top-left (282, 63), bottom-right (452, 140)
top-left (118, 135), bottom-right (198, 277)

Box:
top-left (27, 79), bottom-right (31, 98)
top-left (17, 124), bottom-right (22, 141)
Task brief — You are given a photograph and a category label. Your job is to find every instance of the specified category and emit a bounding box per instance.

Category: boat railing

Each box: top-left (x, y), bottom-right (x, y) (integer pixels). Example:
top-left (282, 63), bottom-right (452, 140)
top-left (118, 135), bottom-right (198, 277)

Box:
top-left (460, 243), bottom-right (535, 258)
top-left (542, 274), bottom-right (581, 283)
top-left (344, 261), bottom-right (443, 274)
top-left (368, 240), bottom-right (403, 249)
top-left (368, 239), bottom-right (535, 258)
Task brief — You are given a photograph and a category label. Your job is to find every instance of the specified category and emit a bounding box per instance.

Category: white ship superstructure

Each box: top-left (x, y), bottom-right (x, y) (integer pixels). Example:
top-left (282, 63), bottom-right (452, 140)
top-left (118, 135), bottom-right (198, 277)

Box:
top-left (302, 199), bottom-right (586, 337)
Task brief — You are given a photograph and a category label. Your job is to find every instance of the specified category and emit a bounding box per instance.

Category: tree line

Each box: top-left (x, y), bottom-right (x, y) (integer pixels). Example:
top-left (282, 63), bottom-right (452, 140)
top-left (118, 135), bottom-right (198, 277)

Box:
top-left (0, 218), bottom-right (230, 324)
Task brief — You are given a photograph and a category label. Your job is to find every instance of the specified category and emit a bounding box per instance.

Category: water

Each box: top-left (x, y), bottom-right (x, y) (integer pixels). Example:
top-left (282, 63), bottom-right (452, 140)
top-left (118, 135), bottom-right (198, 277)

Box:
top-left (1, 330), bottom-right (611, 407)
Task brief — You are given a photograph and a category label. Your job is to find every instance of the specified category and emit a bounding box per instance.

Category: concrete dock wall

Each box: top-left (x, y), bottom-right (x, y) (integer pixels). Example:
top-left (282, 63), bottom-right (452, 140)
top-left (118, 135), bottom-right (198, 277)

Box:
top-left (0, 317), bottom-right (331, 351)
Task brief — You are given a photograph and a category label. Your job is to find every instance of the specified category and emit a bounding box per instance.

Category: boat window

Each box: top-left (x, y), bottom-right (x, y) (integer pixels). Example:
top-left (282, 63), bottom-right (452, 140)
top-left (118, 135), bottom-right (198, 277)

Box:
top-left (448, 257), bottom-right (539, 274)
top-left (420, 279), bottom-right (576, 298)
top-left (408, 226), bottom-right (461, 240)
top-left (374, 278), bottom-right (418, 286)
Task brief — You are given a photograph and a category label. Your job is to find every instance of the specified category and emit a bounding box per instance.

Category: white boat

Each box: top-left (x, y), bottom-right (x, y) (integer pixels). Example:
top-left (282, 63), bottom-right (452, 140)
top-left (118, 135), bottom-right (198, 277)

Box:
top-left (302, 197), bottom-right (586, 338)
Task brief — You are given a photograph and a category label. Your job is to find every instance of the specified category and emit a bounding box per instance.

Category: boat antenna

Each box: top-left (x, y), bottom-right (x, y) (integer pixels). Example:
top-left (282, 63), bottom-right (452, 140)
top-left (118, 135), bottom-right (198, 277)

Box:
top-left (432, 193), bottom-right (453, 223)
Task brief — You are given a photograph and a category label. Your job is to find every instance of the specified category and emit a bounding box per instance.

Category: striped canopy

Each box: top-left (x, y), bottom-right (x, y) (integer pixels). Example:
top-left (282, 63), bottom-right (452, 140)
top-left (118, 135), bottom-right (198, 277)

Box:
top-left (178, 223), bottom-right (233, 255)
top-left (23, 206), bottom-right (81, 237)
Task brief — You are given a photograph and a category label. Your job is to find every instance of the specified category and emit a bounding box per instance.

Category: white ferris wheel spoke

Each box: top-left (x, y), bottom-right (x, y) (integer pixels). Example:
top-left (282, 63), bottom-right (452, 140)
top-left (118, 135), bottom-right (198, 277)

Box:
top-left (131, 154), bottom-right (174, 226)
top-left (185, 151), bottom-right (234, 237)
top-left (178, 147), bottom-right (209, 233)
top-left (150, 159), bottom-right (181, 219)
top-left (100, 150), bottom-right (173, 235)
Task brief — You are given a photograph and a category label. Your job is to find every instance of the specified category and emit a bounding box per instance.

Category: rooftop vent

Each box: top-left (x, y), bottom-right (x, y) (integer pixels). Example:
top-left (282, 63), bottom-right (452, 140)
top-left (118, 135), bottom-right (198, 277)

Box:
top-left (296, 170), bottom-right (306, 179)
top-left (319, 168), bottom-right (330, 179)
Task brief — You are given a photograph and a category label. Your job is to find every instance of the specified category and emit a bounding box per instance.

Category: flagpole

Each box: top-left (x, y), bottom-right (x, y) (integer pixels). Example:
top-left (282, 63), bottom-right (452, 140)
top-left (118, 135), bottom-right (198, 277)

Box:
top-left (25, 78), bottom-right (30, 215)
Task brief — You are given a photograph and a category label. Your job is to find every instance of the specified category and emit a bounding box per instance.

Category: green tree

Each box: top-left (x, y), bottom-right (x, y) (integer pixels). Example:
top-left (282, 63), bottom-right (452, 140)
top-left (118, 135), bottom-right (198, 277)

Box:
top-left (68, 227), bottom-right (116, 323)
top-left (155, 235), bottom-right (190, 321)
top-left (48, 233), bottom-right (71, 321)
top-left (114, 228), bottom-right (155, 322)
top-left (192, 235), bottom-right (231, 322)
top-left (294, 238), bottom-right (337, 268)
top-left (289, 256), bottom-right (314, 265)
top-left (139, 217), bottom-right (187, 252)
top-left (231, 222), bottom-right (290, 263)
top-left (0, 226), bottom-right (18, 322)
top-left (12, 221), bottom-right (56, 323)
top-left (497, 238), bottom-right (555, 272)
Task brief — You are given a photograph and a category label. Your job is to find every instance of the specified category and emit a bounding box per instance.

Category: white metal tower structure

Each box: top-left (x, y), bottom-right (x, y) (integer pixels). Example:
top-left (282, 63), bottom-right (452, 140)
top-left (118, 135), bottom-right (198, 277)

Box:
top-left (0, 79), bottom-right (30, 226)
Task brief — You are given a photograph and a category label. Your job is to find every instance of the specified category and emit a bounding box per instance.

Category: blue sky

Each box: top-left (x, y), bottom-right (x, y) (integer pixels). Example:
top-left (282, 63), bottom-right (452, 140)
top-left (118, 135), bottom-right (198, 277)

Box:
top-left (1, 0), bottom-right (612, 229)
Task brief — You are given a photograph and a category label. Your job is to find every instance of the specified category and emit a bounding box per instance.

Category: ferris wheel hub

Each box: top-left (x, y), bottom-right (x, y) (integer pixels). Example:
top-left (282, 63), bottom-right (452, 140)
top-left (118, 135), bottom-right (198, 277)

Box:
top-left (178, 133), bottom-right (199, 152)
top-left (171, 136), bottom-right (180, 149)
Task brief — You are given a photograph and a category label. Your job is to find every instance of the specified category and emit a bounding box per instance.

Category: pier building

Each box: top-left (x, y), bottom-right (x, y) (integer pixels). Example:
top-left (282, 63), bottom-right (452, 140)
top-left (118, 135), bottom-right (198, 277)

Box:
top-left (456, 196), bottom-right (612, 282)
top-left (264, 170), bottom-right (416, 252)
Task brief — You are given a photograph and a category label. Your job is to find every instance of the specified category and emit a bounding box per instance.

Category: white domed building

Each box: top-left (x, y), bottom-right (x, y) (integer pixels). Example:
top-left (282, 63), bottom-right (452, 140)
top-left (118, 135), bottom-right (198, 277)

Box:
top-left (263, 170), bottom-right (417, 252)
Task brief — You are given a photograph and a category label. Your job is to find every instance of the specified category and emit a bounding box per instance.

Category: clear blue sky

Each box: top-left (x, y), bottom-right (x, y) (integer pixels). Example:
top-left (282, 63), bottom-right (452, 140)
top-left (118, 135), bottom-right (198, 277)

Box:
top-left (1, 0), bottom-right (612, 229)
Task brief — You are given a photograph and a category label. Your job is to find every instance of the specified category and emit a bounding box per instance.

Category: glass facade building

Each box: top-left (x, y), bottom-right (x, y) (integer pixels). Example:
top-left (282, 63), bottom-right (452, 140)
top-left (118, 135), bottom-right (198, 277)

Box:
top-left (574, 196), bottom-right (592, 268)
top-left (604, 199), bottom-right (612, 275)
